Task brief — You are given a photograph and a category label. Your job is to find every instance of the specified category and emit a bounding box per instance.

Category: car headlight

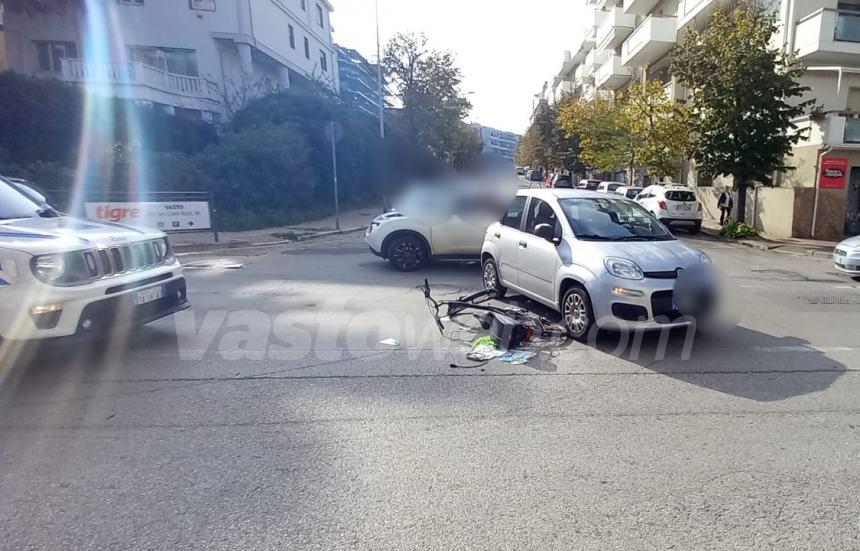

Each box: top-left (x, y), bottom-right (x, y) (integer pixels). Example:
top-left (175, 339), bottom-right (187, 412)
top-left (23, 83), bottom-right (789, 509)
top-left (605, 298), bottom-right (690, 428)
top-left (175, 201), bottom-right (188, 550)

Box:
top-left (700, 252), bottom-right (712, 264)
top-left (32, 254), bottom-right (67, 282)
top-left (604, 257), bottom-right (644, 280)
top-left (31, 251), bottom-right (91, 286)
top-left (159, 237), bottom-right (175, 263)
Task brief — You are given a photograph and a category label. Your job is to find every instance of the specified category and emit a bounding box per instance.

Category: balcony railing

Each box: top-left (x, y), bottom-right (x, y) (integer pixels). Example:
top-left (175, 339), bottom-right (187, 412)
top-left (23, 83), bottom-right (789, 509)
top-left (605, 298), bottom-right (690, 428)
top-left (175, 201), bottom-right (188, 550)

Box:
top-left (596, 7), bottom-right (636, 52)
top-left (621, 15), bottom-right (677, 67)
top-left (60, 59), bottom-right (210, 98)
top-left (595, 53), bottom-right (632, 90)
top-left (796, 9), bottom-right (860, 62)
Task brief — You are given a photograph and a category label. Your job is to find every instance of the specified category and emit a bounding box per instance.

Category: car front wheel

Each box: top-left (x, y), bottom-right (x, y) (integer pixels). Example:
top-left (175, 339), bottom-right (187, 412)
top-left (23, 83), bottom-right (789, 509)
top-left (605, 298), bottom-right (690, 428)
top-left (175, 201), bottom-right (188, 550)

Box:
top-left (482, 258), bottom-right (507, 297)
top-left (387, 235), bottom-right (429, 271)
top-left (562, 286), bottom-right (594, 342)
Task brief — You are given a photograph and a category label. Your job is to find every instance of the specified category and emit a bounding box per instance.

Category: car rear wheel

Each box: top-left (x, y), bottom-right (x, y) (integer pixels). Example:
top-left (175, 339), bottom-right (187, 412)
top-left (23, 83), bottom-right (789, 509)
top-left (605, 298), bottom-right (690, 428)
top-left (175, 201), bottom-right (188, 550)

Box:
top-left (387, 235), bottom-right (429, 272)
top-left (482, 258), bottom-right (507, 297)
top-left (690, 221), bottom-right (702, 234)
top-left (562, 286), bottom-right (594, 342)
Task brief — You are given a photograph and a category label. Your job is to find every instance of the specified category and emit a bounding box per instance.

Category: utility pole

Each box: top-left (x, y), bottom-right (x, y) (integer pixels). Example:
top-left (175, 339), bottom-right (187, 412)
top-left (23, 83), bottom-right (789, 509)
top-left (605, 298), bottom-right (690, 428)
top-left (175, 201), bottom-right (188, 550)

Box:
top-left (375, 0), bottom-right (385, 139)
top-left (329, 121), bottom-right (340, 230)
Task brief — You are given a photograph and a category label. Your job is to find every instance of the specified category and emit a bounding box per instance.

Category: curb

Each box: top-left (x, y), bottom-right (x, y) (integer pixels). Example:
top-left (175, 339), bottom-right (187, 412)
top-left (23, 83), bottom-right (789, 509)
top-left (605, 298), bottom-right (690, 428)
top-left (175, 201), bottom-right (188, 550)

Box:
top-left (173, 240), bottom-right (252, 254)
top-left (701, 226), bottom-right (833, 258)
top-left (175, 226), bottom-right (365, 256)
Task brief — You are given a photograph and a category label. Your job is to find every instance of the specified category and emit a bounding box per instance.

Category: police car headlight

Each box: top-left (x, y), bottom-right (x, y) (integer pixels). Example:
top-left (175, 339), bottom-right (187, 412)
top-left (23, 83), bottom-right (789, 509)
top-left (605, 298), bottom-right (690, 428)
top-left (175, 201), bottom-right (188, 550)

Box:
top-left (32, 254), bottom-right (67, 282)
top-left (156, 237), bottom-right (175, 263)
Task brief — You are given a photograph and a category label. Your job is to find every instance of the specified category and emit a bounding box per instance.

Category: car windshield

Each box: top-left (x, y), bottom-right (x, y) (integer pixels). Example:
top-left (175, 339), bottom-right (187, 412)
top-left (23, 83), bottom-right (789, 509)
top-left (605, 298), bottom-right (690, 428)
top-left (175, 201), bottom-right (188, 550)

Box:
top-left (559, 197), bottom-right (674, 241)
top-left (626, 188), bottom-right (642, 199)
top-left (0, 177), bottom-right (42, 220)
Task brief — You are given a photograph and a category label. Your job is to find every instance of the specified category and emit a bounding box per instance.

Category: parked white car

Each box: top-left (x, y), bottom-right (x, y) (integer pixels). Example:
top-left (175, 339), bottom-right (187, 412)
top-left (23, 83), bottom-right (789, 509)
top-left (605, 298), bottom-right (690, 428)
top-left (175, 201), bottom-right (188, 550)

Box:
top-left (596, 181), bottom-right (624, 194)
top-left (481, 189), bottom-right (712, 340)
top-left (0, 177), bottom-right (188, 340)
top-left (614, 186), bottom-right (643, 200)
top-left (833, 234), bottom-right (860, 278)
top-left (635, 184), bottom-right (703, 234)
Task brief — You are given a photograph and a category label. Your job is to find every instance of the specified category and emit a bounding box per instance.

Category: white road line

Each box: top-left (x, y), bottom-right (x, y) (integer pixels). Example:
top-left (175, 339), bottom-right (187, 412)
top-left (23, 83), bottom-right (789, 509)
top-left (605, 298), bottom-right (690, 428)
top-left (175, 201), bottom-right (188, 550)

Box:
top-left (753, 346), bottom-right (856, 353)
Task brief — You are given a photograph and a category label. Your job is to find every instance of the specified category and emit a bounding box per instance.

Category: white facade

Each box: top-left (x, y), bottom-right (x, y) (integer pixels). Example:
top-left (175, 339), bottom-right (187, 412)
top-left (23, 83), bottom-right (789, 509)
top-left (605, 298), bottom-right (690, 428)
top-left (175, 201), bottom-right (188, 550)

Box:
top-left (472, 124), bottom-right (521, 162)
top-left (1, 0), bottom-right (338, 120)
top-left (554, 0), bottom-right (860, 148)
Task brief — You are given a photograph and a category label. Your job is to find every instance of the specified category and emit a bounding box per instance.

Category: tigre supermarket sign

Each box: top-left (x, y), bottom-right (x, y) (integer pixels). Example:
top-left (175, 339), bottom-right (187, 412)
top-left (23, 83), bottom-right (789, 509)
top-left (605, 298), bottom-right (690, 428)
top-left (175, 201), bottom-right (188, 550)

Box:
top-left (85, 201), bottom-right (212, 231)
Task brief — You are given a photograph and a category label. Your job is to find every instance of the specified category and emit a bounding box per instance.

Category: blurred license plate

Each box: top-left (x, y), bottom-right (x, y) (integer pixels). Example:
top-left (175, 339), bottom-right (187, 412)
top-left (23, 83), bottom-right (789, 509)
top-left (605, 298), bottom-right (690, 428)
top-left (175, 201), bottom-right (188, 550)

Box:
top-left (675, 204), bottom-right (692, 211)
top-left (135, 285), bottom-right (164, 305)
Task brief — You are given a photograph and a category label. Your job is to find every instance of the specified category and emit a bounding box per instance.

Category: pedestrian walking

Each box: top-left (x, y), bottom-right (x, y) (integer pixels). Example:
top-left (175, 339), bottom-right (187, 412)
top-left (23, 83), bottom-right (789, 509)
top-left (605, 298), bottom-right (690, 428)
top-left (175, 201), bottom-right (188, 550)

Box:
top-left (718, 189), bottom-right (734, 225)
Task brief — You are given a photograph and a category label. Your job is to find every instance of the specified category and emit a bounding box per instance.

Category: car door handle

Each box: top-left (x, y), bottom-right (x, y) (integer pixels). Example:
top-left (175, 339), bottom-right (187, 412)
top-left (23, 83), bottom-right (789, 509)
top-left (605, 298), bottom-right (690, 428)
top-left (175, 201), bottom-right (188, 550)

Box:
top-left (494, 231), bottom-right (501, 238)
top-left (518, 241), bottom-right (527, 248)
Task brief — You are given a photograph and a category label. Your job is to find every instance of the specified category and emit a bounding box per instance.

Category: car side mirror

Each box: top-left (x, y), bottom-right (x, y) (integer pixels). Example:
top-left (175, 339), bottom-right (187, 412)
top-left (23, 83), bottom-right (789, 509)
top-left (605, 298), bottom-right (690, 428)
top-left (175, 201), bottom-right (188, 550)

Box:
top-left (534, 223), bottom-right (555, 242)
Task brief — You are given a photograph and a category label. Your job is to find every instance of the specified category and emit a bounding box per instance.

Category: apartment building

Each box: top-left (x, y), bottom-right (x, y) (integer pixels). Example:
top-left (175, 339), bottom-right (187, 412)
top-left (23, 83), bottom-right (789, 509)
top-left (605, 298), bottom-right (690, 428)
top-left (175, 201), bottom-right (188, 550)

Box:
top-left (336, 44), bottom-right (382, 118)
top-left (471, 123), bottom-right (522, 162)
top-left (0, 0), bottom-right (338, 121)
top-left (548, 0), bottom-right (860, 240)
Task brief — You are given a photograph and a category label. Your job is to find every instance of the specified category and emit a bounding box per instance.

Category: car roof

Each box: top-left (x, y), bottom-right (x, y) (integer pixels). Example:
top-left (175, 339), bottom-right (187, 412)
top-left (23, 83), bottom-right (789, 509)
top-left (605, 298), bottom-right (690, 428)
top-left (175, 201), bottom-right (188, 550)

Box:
top-left (516, 188), bottom-right (607, 200)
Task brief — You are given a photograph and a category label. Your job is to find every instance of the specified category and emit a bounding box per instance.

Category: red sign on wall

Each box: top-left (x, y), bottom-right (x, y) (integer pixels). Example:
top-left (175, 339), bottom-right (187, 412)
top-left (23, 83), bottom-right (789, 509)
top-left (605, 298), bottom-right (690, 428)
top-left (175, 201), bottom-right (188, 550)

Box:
top-left (819, 156), bottom-right (848, 189)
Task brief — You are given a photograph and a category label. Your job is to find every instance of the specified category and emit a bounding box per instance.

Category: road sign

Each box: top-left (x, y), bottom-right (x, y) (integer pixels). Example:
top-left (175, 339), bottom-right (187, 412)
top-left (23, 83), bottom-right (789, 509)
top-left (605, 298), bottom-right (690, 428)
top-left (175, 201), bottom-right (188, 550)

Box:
top-left (84, 201), bottom-right (212, 231)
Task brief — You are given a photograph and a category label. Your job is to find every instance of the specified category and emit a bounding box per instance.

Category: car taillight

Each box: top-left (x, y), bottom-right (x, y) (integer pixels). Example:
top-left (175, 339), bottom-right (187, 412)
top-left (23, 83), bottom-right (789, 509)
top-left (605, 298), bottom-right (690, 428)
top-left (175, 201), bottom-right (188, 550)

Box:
top-left (658, 200), bottom-right (667, 210)
top-left (697, 201), bottom-right (703, 212)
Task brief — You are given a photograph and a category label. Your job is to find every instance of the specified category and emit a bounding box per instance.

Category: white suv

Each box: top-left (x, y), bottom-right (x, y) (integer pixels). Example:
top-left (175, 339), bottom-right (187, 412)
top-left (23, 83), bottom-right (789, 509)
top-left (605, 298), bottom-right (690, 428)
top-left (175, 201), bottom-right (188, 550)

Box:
top-left (365, 210), bottom-right (488, 271)
top-left (0, 177), bottom-right (188, 340)
top-left (635, 184), bottom-right (702, 234)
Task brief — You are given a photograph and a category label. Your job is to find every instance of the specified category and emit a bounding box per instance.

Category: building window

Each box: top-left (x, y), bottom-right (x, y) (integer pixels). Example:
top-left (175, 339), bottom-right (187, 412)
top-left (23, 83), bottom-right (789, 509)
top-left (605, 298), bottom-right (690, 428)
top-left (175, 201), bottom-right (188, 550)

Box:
top-left (289, 25), bottom-right (295, 49)
top-left (304, 37), bottom-right (310, 59)
top-left (129, 46), bottom-right (199, 76)
top-left (320, 51), bottom-right (327, 72)
top-left (35, 41), bottom-right (78, 73)
top-left (118, 0), bottom-right (144, 5)
top-left (316, 4), bottom-right (324, 27)
top-left (301, 0), bottom-right (306, 10)
top-left (189, 0), bottom-right (216, 11)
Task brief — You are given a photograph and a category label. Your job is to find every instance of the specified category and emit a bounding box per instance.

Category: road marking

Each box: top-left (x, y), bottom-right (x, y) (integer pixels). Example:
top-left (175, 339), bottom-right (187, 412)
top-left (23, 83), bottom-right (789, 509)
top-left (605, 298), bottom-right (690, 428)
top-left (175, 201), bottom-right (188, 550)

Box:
top-left (753, 346), bottom-right (855, 353)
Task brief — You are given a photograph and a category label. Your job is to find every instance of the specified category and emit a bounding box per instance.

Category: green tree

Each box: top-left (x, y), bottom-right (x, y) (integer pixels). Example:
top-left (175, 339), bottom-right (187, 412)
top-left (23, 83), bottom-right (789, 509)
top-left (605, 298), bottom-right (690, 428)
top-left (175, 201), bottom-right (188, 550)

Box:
top-left (383, 32), bottom-right (476, 166)
top-left (558, 96), bottom-right (634, 175)
top-left (516, 98), bottom-right (579, 171)
top-left (622, 81), bottom-right (691, 181)
top-left (670, 1), bottom-right (814, 221)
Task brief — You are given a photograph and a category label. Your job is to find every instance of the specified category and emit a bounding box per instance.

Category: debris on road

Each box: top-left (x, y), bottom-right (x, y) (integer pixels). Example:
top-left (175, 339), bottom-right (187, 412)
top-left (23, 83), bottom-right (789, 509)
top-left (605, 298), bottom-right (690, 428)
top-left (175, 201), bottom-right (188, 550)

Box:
top-left (499, 351), bottom-right (537, 365)
top-left (467, 336), bottom-right (504, 361)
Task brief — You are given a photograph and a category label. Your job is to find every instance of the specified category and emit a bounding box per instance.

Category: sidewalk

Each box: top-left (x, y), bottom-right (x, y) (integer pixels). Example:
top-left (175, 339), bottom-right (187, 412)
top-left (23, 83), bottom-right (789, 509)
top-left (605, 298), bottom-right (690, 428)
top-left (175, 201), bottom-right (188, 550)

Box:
top-left (701, 219), bottom-right (837, 259)
top-left (171, 205), bottom-right (382, 253)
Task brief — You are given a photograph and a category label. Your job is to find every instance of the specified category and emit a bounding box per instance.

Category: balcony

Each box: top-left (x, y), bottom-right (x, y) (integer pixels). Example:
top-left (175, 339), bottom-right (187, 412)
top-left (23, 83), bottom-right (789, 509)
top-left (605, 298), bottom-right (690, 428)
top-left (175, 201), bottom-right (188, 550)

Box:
top-left (621, 15), bottom-right (678, 67)
top-left (623, 0), bottom-right (661, 16)
top-left (596, 7), bottom-right (636, 52)
top-left (60, 59), bottom-right (217, 110)
top-left (795, 9), bottom-right (860, 65)
top-left (595, 53), bottom-right (632, 90)
top-left (677, 0), bottom-right (727, 30)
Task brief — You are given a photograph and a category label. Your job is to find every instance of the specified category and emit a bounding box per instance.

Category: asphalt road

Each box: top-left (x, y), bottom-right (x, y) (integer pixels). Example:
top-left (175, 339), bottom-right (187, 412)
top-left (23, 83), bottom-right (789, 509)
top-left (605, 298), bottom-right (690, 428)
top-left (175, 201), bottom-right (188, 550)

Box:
top-left (2, 230), bottom-right (859, 550)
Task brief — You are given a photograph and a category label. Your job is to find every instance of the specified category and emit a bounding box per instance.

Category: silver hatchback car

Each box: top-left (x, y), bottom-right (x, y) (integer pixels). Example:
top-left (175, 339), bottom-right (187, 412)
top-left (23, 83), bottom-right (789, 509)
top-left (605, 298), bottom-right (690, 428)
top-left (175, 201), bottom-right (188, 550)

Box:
top-left (481, 189), bottom-right (712, 340)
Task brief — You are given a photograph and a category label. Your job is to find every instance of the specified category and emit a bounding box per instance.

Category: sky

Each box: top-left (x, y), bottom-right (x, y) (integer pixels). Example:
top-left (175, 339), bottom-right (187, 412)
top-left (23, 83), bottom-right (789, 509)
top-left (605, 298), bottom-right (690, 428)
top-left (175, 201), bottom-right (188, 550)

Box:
top-left (331, 0), bottom-right (586, 136)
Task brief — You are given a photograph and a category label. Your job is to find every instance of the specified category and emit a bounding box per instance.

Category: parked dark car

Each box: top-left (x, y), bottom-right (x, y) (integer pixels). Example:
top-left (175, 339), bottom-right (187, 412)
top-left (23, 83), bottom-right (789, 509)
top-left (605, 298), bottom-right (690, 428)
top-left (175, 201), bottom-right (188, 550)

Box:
top-left (551, 174), bottom-right (573, 188)
top-left (527, 169), bottom-right (544, 182)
